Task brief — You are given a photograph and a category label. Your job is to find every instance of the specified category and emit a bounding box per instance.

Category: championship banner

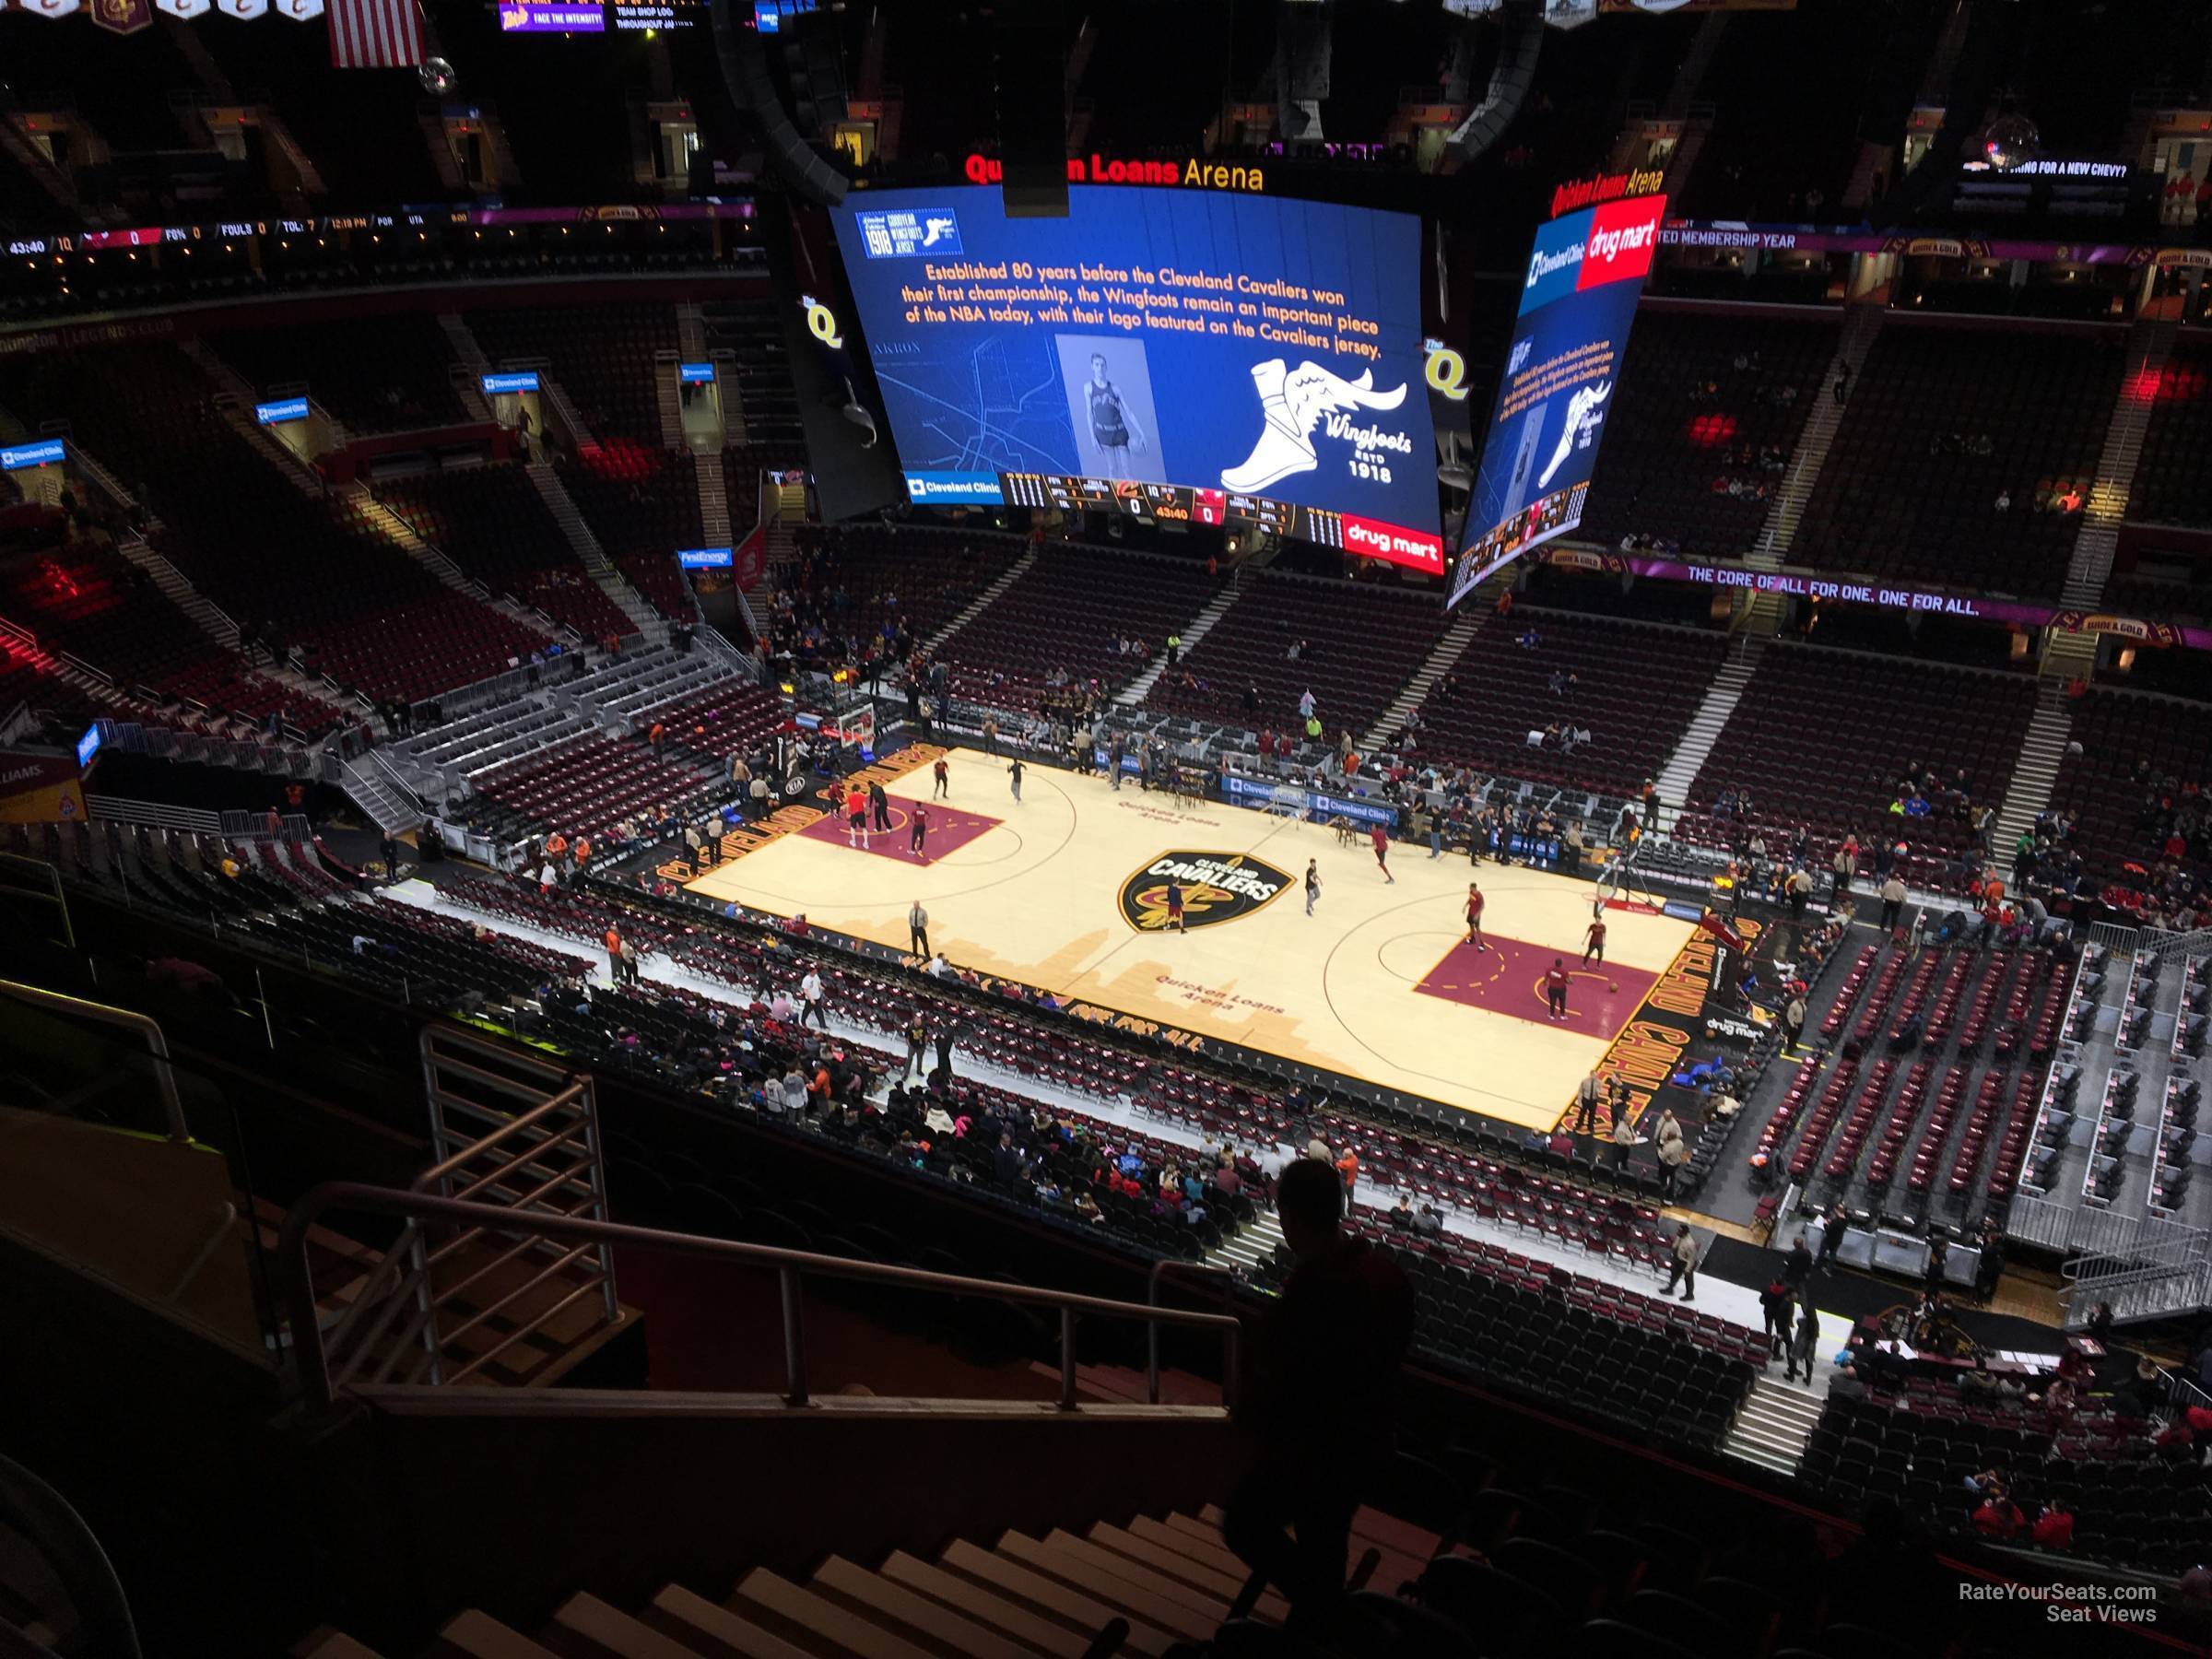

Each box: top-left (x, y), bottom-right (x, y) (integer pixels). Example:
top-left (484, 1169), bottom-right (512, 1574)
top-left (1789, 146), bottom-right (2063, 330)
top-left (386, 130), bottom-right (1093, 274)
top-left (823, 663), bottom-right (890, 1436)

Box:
top-left (162, 0), bottom-right (216, 18)
top-left (15, 0), bottom-right (85, 18)
top-left (89, 0), bottom-right (153, 31)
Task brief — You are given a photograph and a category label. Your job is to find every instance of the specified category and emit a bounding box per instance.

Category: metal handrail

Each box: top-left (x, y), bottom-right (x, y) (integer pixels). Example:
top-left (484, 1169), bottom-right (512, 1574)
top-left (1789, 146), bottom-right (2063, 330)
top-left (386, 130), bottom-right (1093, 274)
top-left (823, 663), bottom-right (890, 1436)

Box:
top-left (282, 1183), bottom-right (1242, 1414)
top-left (0, 979), bottom-right (185, 1143)
top-left (1147, 1259), bottom-right (1244, 1406)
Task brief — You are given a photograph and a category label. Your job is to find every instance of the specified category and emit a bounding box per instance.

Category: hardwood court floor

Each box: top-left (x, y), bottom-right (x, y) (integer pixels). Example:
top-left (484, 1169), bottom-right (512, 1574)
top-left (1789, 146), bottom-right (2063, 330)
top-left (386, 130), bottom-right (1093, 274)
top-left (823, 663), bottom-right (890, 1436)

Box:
top-left (684, 747), bottom-right (1695, 1130)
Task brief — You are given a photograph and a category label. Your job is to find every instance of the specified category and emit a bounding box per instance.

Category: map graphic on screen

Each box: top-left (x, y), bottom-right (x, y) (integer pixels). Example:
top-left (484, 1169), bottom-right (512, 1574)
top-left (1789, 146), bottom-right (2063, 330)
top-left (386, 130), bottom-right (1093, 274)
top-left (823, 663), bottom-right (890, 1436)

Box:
top-left (830, 186), bottom-right (1444, 572)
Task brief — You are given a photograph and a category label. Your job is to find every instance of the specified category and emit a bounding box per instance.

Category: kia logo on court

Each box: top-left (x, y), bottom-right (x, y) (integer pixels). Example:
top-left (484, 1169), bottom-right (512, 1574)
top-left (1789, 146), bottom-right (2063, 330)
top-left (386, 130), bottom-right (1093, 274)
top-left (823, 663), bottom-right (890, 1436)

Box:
top-left (1119, 852), bottom-right (1290, 932)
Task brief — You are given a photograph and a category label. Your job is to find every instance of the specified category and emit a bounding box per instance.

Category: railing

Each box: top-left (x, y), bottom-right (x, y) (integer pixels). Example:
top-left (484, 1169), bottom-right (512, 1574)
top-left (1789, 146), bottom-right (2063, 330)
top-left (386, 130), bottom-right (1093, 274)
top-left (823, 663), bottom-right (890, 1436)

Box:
top-left (85, 794), bottom-right (222, 835)
top-left (284, 1184), bottom-right (1242, 1414)
top-left (0, 1455), bottom-right (140, 1659)
top-left (0, 979), bottom-right (185, 1142)
top-left (302, 1030), bottom-right (622, 1394)
top-left (2056, 1207), bottom-right (2212, 1325)
top-left (1146, 1259), bottom-right (1243, 1406)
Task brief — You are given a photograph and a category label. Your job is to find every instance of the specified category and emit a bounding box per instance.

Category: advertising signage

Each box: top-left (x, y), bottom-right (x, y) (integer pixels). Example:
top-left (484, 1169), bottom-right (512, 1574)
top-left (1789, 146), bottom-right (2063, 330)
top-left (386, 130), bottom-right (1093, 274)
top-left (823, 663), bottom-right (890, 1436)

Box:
top-left (678, 361), bottom-right (717, 384)
top-left (0, 440), bottom-right (65, 471)
top-left (677, 547), bottom-right (734, 570)
top-left (480, 371), bottom-right (541, 395)
top-left (498, 3), bottom-right (607, 31)
top-left (254, 396), bottom-right (310, 425)
top-left (1449, 193), bottom-right (1665, 607)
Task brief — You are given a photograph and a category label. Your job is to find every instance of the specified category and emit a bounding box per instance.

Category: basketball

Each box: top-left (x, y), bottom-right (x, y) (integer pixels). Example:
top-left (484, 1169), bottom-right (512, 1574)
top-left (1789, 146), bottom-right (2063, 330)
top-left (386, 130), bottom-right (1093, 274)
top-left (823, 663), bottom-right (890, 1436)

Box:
top-left (1608, 981), bottom-right (1619, 993)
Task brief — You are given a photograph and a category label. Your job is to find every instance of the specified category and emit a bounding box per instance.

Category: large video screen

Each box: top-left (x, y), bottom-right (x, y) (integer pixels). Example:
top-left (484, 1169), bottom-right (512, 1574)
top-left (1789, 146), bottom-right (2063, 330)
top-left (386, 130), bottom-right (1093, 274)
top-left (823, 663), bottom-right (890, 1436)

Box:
top-left (831, 185), bottom-right (1444, 573)
top-left (1447, 193), bottom-right (1665, 607)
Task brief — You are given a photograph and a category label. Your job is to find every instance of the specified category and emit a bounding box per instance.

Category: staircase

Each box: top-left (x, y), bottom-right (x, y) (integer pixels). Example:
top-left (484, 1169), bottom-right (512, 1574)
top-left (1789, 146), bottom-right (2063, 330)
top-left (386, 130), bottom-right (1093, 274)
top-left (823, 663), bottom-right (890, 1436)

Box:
top-left (1652, 636), bottom-right (1765, 819)
top-left (296, 1498), bottom-right (1400, 1659)
top-left (2063, 1212), bottom-right (2212, 1328)
top-left (414, 110), bottom-right (466, 194)
top-left (1990, 678), bottom-right (2077, 856)
top-left (436, 313), bottom-right (499, 421)
top-left (1751, 304), bottom-right (1885, 566)
top-left (696, 449), bottom-right (735, 555)
top-left (1722, 1374), bottom-right (1824, 1477)
top-left (1116, 580), bottom-right (1245, 708)
top-left (1208, 1208), bottom-right (1283, 1277)
top-left (112, 535), bottom-right (241, 652)
top-left (176, 338), bottom-right (335, 493)
top-left (925, 551), bottom-right (1036, 654)
top-left (2061, 313), bottom-right (2175, 608)
top-left (336, 754), bottom-right (426, 836)
top-left (1359, 607), bottom-right (1484, 751)
top-left (0, 114), bottom-right (78, 218)
top-left (763, 474), bottom-right (809, 571)
top-left (535, 373), bottom-right (600, 457)
top-left (521, 459), bottom-right (667, 640)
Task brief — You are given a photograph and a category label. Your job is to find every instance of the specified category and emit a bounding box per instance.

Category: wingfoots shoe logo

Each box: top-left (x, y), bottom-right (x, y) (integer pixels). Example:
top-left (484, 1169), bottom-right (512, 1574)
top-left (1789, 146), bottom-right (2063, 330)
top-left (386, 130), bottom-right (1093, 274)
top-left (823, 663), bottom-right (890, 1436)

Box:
top-left (1221, 359), bottom-right (1408, 493)
top-left (1120, 852), bottom-right (1289, 931)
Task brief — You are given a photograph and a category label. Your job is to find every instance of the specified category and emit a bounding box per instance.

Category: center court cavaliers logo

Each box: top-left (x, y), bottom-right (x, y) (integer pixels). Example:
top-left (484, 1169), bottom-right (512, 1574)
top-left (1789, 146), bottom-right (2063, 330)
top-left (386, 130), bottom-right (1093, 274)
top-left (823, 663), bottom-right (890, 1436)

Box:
top-left (1120, 852), bottom-right (1290, 932)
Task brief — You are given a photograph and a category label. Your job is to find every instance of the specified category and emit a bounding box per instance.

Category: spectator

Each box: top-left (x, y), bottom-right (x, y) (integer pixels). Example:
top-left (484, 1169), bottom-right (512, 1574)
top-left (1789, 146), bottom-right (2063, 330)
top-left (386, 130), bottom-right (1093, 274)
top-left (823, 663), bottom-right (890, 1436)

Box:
top-left (1653, 1107), bottom-right (1687, 1199)
top-left (1759, 1275), bottom-right (1794, 1364)
top-left (1223, 1157), bottom-right (1412, 1614)
top-left (1785, 1300), bottom-right (1822, 1384)
top-left (2030, 1499), bottom-right (2073, 1551)
top-left (1664, 1223), bottom-right (1700, 1302)
top-left (1971, 1487), bottom-right (2025, 1541)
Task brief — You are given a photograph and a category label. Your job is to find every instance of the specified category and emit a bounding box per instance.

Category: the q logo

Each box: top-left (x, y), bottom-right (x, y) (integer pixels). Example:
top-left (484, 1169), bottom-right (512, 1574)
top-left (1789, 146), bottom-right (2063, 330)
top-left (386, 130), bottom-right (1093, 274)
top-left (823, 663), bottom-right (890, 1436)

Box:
top-left (800, 294), bottom-right (844, 350)
top-left (1424, 339), bottom-right (1468, 403)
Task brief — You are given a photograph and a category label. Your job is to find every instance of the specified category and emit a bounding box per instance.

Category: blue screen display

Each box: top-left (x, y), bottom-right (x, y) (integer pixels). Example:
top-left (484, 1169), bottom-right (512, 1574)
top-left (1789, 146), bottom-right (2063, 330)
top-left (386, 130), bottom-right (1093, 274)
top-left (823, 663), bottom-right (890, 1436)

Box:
top-left (678, 362), bottom-right (716, 384)
top-left (76, 724), bottom-right (102, 769)
top-left (1, 439), bottom-right (65, 471)
top-left (481, 371), bottom-right (540, 395)
top-left (255, 397), bottom-right (310, 425)
top-left (677, 547), bottom-right (733, 570)
top-left (1449, 194), bottom-right (1665, 607)
top-left (833, 185), bottom-right (1442, 559)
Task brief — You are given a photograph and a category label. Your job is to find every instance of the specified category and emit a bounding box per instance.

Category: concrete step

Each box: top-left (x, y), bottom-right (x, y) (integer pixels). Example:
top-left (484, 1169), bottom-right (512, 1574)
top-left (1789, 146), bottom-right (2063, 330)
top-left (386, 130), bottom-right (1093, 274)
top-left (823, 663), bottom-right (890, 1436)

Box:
top-left (876, 1551), bottom-right (1091, 1659)
top-left (935, 1537), bottom-right (1171, 1657)
top-left (429, 1609), bottom-right (561, 1659)
top-left (726, 1567), bottom-right (934, 1659)
top-left (808, 1555), bottom-right (1031, 1659)
top-left (642, 1585), bottom-right (812, 1659)
top-left (541, 1591), bottom-right (703, 1659)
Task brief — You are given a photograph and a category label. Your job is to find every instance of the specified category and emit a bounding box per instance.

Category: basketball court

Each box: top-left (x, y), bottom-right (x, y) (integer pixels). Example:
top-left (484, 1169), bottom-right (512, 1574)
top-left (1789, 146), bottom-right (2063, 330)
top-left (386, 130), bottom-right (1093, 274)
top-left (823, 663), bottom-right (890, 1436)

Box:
top-left (677, 745), bottom-right (1698, 1132)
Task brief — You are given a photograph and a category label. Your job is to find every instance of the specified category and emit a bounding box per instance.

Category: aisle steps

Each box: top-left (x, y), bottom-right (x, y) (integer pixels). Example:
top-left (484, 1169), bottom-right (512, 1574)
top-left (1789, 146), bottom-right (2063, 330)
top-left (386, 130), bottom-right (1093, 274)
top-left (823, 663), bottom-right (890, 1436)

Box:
top-left (1721, 1373), bottom-right (1825, 1477)
top-left (307, 1500), bottom-right (1441, 1657)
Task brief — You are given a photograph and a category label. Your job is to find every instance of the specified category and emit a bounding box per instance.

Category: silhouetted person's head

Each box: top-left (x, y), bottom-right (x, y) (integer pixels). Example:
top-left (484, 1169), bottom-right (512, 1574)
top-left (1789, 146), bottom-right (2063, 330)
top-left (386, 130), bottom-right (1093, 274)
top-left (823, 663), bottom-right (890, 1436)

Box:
top-left (1278, 1156), bottom-right (1346, 1261)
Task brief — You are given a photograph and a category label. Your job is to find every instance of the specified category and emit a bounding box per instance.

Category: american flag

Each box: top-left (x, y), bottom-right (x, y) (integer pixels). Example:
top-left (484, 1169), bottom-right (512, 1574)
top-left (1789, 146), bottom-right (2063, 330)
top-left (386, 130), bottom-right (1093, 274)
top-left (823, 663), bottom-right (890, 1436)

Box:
top-left (329, 0), bottom-right (426, 69)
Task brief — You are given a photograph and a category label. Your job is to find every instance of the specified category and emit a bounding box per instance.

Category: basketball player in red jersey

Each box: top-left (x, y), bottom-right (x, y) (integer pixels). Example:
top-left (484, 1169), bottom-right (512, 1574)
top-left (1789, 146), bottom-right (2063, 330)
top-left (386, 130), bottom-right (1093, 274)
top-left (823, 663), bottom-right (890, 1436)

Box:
top-left (1583, 914), bottom-right (1606, 965)
top-left (1465, 882), bottom-right (1487, 951)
